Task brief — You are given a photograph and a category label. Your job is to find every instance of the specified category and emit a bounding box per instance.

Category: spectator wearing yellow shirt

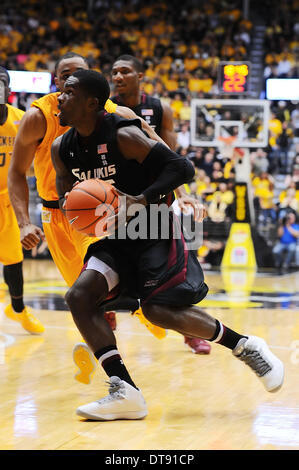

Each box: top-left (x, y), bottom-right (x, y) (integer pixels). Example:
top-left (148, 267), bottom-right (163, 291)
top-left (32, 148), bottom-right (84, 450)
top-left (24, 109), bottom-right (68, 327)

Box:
top-left (194, 169), bottom-right (214, 201)
top-left (279, 187), bottom-right (299, 219)
top-left (208, 192), bottom-right (228, 223)
top-left (214, 182), bottom-right (235, 205)
top-left (137, 32), bottom-right (149, 53)
top-left (202, 49), bottom-right (220, 73)
top-left (279, 181), bottom-right (299, 204)
top-left (155, 56), bottom-right (172, 74)
top-left (257, 186), bottom-right (276, 224)
top-left (123, 9), bottom-right (139, 23)
top-left (221, 38), bottom-right (235, 58)
top-left (184, 52), bottom-right (200, 72)
top-left (170, 94), bottom-right (184, 120)
top-left (144, 62), bottom-right (156, 80)
top-left (200, 72), bottom-right (213, 93)
top-left (213, 182), bottom-right (234, 218)
top-left (252, 171), bottom-right (274, 196)
top-left (188, 71), bottom-right (203, 95)
top-left (164, 73), bottom-right (179, 94)
top-left (265, 52), bottom-right (277, 65)
top-left (49, 19), bottom-right (60, 31)
top-left (268, 112), bottom-right (284, 172)
top-left (179, 100), bottom-right (191, 122)
top-left (269, 112), bottom-right (283, 137)
top-left (141, 77), bottom-right (154, 95)
top-left (252, 172), bottom-right (276, 224)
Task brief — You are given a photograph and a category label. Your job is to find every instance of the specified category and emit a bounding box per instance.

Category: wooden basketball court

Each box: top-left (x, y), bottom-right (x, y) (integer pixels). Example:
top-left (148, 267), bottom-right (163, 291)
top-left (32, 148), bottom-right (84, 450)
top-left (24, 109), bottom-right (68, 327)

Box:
top-left (0, 259), bottom-right (298, 450)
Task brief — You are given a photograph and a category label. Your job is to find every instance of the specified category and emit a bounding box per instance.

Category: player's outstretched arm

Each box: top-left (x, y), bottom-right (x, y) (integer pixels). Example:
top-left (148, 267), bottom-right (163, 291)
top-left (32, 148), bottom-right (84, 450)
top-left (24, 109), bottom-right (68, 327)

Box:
top-left (8, 107), bottom-right (47, 249)
top-left (51, 136), bottom-right (76, 211)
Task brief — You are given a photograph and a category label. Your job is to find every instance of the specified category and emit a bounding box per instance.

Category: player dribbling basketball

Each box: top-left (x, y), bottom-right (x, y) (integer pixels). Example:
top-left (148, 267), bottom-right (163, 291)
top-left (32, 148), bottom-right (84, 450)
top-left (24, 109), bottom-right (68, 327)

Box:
top-left (51, 69), bottom-right (284, 421)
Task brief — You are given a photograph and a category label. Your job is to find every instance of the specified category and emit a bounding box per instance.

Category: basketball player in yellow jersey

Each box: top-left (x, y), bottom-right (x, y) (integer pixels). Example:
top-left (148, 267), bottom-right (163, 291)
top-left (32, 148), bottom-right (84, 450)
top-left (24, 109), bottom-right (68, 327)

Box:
top-left (0, 67), bottom-right (44, 334)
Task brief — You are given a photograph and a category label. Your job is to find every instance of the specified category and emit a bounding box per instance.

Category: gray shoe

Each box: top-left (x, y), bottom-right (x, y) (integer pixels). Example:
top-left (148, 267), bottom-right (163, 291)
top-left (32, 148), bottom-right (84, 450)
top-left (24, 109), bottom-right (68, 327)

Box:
top-left (233, 336), bottom-right (284, 392)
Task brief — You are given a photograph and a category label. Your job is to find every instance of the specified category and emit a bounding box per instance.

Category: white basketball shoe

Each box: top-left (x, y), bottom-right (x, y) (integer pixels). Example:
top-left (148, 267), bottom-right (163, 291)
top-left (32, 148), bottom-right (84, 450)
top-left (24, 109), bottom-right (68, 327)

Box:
top-left (233, 336), bottom-right (284, 392)
top-left (76, 376), bottom-right (148, 421)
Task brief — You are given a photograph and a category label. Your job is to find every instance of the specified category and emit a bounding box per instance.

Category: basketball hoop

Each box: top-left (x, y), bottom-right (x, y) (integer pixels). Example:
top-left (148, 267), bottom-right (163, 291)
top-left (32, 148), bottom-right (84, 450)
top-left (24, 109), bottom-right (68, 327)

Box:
top-left (233, 146), bottom-right (245, 165)
top-left (234, 147), bottom-right (245, 157)
top-left (217, 136), bottom-right (237, 159)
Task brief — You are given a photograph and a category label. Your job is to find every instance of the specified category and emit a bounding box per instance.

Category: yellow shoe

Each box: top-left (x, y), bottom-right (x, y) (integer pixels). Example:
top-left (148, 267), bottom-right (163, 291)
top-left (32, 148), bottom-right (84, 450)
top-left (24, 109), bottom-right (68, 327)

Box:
top-left (73, 342), bottom-right (97, 384)
top-left (4, 305), bottom-right (45, 335)
top-left (133, 308), bottom-right (167, 339)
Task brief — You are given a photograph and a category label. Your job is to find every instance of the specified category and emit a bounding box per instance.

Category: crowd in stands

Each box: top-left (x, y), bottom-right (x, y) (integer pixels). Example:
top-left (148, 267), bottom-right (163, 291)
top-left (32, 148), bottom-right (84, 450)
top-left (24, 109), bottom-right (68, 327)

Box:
top-left (263, 0), bottom-right (299, 81)
top-left (1, 0), bottom-right (299, 268)
top-left (0, 0), bottom-right (252, 94)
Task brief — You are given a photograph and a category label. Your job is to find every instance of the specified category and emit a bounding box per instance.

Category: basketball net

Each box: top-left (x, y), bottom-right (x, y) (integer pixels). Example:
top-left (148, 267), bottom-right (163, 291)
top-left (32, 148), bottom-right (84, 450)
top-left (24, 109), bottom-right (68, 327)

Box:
top-left (217, 135), bottom-right (237, 160)
top-left (217, 136), bottom-right (248, 181)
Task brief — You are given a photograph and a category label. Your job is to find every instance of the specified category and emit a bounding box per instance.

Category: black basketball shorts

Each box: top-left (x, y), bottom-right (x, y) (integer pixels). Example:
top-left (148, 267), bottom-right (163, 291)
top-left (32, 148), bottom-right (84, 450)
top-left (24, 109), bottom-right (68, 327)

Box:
top-left (84, 216), bottom-right (208, 307)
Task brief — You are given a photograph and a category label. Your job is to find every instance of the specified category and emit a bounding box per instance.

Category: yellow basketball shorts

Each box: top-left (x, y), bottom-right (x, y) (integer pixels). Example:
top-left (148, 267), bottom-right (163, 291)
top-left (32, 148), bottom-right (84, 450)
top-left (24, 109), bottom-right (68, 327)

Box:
top-left (41, 207), bottom-right (98, 287)
top-left (0, 191), bottom-right (23, 266)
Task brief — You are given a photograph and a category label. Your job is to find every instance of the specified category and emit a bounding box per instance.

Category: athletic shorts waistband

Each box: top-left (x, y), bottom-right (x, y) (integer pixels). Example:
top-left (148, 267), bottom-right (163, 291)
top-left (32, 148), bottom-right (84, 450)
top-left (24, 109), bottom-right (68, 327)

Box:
top-left (42, 199), bottom-right (60, 209)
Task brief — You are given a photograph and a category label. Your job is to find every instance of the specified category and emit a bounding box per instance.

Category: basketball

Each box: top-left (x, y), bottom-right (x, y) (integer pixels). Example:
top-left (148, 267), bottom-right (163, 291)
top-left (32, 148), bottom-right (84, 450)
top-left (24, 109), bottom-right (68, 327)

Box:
top-left (64, 179), bottom-right (119, 237)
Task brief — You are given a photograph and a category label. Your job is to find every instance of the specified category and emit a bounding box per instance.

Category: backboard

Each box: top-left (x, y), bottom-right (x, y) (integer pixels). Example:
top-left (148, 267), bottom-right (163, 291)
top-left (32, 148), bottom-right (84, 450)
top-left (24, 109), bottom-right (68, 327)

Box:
top-left (190, 99), bottom-right (270, 148)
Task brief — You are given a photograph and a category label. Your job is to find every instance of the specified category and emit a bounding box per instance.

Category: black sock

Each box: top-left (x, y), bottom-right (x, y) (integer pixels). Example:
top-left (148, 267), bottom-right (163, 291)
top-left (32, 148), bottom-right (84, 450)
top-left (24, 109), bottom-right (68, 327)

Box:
top-left (209, 320), bottom-right (248, 350)
top-left (94, 345), bottom-right (138, 389)
top-left (10, 298), bottom-right (25, 313)
top-left (3, 263), bottom-right (25, 313)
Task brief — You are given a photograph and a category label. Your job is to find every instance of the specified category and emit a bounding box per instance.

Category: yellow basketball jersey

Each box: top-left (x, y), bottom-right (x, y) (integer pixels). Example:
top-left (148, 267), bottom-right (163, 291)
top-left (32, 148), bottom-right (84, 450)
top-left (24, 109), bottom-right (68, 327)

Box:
top-left (0, 104), bottom-right (25, 193)
top-left (31, 95), bottom-right (117, 202)
top-left (31, 92), bottom-right (70, 201)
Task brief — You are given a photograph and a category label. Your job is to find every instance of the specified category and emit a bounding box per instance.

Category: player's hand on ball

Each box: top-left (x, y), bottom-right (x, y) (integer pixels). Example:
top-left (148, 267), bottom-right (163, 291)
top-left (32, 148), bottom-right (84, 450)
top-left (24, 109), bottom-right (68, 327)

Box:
top-left (106, 189), bottom-right (146, 232)
top-left (61, 192), bottom-right (69, 210)
top-left (61, 182), bottom-right (80, 210)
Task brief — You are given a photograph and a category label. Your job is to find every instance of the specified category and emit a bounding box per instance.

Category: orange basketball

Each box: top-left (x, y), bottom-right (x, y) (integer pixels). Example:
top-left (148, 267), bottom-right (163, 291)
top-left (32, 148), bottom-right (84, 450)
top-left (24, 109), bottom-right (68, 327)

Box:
top-left (64, 179), bottom-right (119, 237)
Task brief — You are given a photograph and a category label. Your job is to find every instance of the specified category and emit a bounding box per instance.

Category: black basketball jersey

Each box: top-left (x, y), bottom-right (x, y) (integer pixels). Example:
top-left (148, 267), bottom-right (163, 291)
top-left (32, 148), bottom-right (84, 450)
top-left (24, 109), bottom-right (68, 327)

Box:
top-left (59, 112), bottom-right (172, 204)
top-left (111, 93), bottom-right (163, 136)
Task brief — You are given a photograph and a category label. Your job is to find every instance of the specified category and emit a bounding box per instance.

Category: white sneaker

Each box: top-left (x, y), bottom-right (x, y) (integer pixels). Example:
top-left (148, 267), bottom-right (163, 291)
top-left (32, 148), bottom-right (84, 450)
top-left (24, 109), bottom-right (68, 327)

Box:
top-left (233, 336), bottom-right (284, 392)
top-left (76, 376), bottom-right (148, 421)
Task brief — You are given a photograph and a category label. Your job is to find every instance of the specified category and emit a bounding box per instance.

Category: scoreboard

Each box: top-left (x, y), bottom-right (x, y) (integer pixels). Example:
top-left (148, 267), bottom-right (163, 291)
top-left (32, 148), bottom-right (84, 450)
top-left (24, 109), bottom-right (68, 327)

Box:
top-left (218, 62), bottom-right (250, 95)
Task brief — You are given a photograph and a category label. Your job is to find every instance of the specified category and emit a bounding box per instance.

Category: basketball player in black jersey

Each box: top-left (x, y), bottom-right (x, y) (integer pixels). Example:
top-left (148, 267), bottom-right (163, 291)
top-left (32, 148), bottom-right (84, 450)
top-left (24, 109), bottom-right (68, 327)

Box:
top-left (51, 70), bottom-right (284, 421)
top-left (111, 55), bottom-right (211, 354)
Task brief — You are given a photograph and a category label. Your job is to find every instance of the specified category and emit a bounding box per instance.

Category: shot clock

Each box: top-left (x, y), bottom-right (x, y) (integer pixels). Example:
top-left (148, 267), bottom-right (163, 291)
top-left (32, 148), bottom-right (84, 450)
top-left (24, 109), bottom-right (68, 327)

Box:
top-left (218, 62), bottom-right (250, 95)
